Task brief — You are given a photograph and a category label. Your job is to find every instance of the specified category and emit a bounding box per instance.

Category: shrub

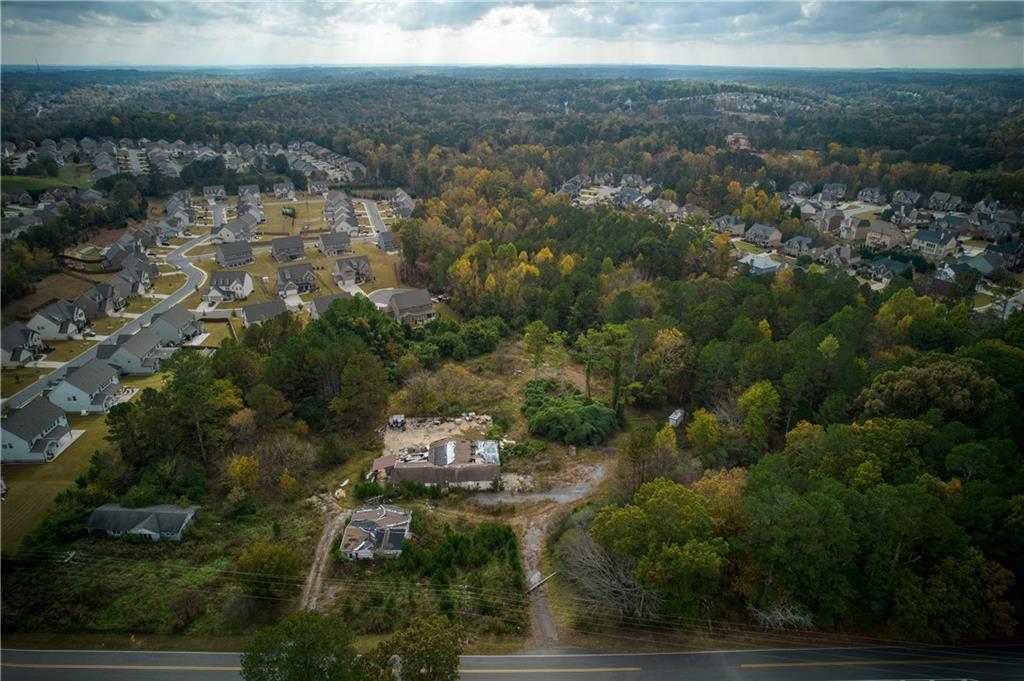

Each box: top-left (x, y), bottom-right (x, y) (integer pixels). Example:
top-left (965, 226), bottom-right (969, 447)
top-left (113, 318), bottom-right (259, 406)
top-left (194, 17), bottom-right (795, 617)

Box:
top-left (522, 379), bottom-right (617, 446)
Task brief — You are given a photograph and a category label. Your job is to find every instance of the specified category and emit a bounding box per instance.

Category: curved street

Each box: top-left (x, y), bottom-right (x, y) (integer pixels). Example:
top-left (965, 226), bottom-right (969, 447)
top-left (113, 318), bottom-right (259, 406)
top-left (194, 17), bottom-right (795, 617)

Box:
top-left (4, 233), bottom-right (210, 409)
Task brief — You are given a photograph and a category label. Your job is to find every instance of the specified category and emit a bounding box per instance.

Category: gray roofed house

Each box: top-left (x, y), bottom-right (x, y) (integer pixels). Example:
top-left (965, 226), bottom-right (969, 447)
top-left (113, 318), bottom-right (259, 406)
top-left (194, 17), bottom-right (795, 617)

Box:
top-left (377, 231), bottom-right (399, 253)
top-left (927, 191), bottom-right (963, 212)
top-left (864, 220), bottom-right (907, 249)
top-left (1, 397), bottom-right (73, 462)
top-left (788, 181), bottom-right (813, 197)
top-left (28, 299), bottom-right (88, 340)
top-left (203, 185), bottom-right (226, 202)
top-left (2, 322), bottom-right (42, 368)
top-left (204, 271), bottom-right (254, 304)
top-left (86, 503), bottom-right (199, 542)
top-left (271, 235), bottom-right (305, 262)
top-left (310, 292), bottom-right (352, 320)
top-left (986, 241), bottom-right (1024, 271)
top-left (211, 216), bottom-right (256, 244)
top-left (332, 255), bottom-right (373, 285)
top-left (892, 190), bottom-right (921, 208)
top-left (783, 235), bottom-right (819, 257)
top-left (390, 188), bottom-right (415, 219)
top-left (148, 305), bottom-right (203, 346)
top-left (980, 221), bottom-right (1014, 242)
top-left (857, 187), bottom-right (886, 204)
top-left (317, 231), bottom-right (351, 256)
top-left (744, 223), bottom-right (783, 248)
top-left (307, 180), bottom-right (328, 195)
top-left (242, 299), bottom-right (288, 327)
top-left (273, 182), bottom-right (295, 199)
top-left (238, 184), bottom-right (261, 199)
top-left (387, 288), bottom-right (435, 324)
top-left (96, 329), bottom-right (164, 375)
top-left (712, 215), bottom-right (745, 235)
top-left (275, 262), bottom-right (317, 296)
top-left (868, 256), bottom-right (913, 284)
top-left (216, 241), bottom-right (255, 268)
top-left (47, 359), bottom-right (123, 414)
top-left (820, 183), bottom-right (847, 202)
top-left (339, 504), bottom-right (412, 560)
top-left (75, 282), bottom-right (126, 321)
top-left (911, 229), bottom-right (958, 260)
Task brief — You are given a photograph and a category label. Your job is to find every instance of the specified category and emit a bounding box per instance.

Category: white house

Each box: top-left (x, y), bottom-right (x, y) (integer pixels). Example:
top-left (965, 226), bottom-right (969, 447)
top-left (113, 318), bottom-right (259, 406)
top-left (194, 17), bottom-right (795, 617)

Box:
top-left (27, 300), bottom-right (88, 340)
top-left (47, 359), bottom-right (123, 414)
top-left (204, 271), bottom-right (254, 304)
top-left (1, 397), bottom-right (74, 462)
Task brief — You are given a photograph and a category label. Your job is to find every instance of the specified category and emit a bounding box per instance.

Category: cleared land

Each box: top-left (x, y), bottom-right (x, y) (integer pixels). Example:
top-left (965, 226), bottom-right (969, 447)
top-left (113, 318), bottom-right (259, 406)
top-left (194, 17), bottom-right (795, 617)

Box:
top-left (1, 272), bottom-right (93, 323)
top-left (0, 165), bottom-right (92, 192)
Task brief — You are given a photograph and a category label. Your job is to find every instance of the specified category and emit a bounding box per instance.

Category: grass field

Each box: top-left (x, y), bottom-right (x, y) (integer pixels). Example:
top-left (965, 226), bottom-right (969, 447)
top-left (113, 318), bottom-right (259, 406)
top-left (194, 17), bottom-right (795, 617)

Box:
top-left (261, 198), bottom-right (327, 236)
top-left (90, 316), bottom-right (128, 336)
top-left (732, 240), bottom-right (766, 254)
top-left (1, 273), bottom-right (93, 323)
top-left (123, 297), bottom-right (158, 314)
top-left (44, 339), bottom-right (97, 363)
top-left (199, 318), bottom-right (239, 347)
top-left (0, 367), bottom-right (51, 398)
top-left (151, 273), bottom-right (187, 295)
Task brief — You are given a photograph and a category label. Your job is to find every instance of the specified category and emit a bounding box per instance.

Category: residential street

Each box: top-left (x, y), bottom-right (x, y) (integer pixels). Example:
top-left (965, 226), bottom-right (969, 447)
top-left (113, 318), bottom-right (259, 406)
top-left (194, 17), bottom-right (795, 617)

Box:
top-left (2, 644), bottom-right (1022, 680)
top-left (3, 234), bottom-right (210, 409)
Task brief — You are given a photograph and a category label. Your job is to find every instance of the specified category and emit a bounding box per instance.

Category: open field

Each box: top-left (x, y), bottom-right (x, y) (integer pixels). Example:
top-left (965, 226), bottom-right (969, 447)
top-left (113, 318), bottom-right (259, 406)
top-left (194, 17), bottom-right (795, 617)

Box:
top-left (0, 166), bottom-right (92, 193)
top-left (1, 272), bottom-right (94, 323)
top-left (151, 273), bottom-right (187, 295)
top-left (90, 316), bottom-right (128, 336)
top-left (1, 367), bottom-right (51, 398)
top-left (0, 411), bottom-right (110, 552)
top-left (261, 198), bottom-right (327, 236)
top-left (43, 338), bottom-right (97, 362)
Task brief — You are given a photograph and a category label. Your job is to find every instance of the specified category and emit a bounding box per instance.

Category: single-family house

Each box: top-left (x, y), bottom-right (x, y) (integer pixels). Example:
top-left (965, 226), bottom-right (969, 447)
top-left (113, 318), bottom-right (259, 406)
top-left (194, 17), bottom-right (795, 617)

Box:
top-left (215, 241), bottom-right (255, 268)
top-left (813, 208), bottom-right (844, 234)
top-left (911, 229), bottom-right (958, 260)
top-left (857, 187), bottom-right (886, 204)
top-left (927, 192), bottom-right (963, 212)
top-left (980, 221), bottom-right (1014, 242)
top-left (372, 439), bottom-right (501, 489)
top-left (148, 305), bottom-right (203, 346)
top-left (275, 262), bottom-right (317, 296)
top-left (744, 223), bottom-right (783, 248)
top-left (798, 199), bottom-right (823, 222)
top-left (387, 288), bottom-right (435, 324)
top-left (332, 255), bottom-right (373, 286)
top-left (28, 300), bottom-right (88, 340)
top-left (892, 190), bottom-right (921, 209)
top-left (839, 217), bottom-right (870, 242)
top-left (958, 252), bottom-right (1005, 278)
top-left (317, 231), bottom-right (351, 256)
top-left (818, 244), bottom-right (861, 269)
top-left (892, 206), bottom-right (933, 229)
top-left (307, 180), bottom-right (328, 196)
top-left (86, 503), bottom-right (199, 542)
top-left (340, 505), bottom-right (412, 560)
top-left (203, 185), bottom-right (226, 202)
top-left (935, 214), bottom-right (971, 236)
top-left (75, 283), bottom-right (126, 321)
top-left (868, 257), bottom-right (912, 285)
top-left (242, 299), bottom-right (288, 327)
top-left (820, 183), bottom-right (847, 202)
top-left (739, 252), bottom-right (785, 276)
top-left (377, 231), bottom-right (399, 253)
top-left (712, 215), bottom-right (745, 236)
top-left (204, 271), bottom-right (254, 304)
top-left (96, 330), bottom-right (164, 375)
top-left (47, 359), bottom-right (122, 414)
top-left (1, 397), bottom-right (73, 462)
top-left (864, 221), bottom-right (907, 249)
top-left (310, 292), bottom-right (352, 320)
top-left (788, 181), bottom-right (813, 197)
top-left (986, 241), bottom-right (1024, 271)
top-left (783, 236), bottom-right (819, 257)
top-left (271, 235), bottom-right (305, 262)
top-left (210, 216), bottom-right (256, 244)
top-left (273, 182), bottom-right (295, 200)
top-left (238, 184), bottom-right (261, 200)
top-left (390, 188), bottom-right (415, 219)
top-left (2, 322), bottom-right (42, 368)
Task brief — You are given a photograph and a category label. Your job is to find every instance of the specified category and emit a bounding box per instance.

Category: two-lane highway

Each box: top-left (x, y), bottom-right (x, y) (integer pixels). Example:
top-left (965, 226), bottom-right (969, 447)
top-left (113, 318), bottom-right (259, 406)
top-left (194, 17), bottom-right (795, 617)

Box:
top-left (3, 644), bottom-right (1022, 680)
top-left (3, 234), bottom-right (209, 409)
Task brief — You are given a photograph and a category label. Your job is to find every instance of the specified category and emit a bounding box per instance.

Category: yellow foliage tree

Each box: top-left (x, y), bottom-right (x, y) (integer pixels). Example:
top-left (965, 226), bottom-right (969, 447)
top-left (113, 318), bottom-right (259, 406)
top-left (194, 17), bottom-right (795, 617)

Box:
top-left (228, 455), bottom-right (260, 494)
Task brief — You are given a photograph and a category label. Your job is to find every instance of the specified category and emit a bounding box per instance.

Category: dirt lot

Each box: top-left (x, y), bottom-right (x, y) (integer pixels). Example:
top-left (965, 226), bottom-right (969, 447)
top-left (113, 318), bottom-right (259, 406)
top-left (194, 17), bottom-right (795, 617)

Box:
top-left (382, 414), bottom-right (492, 456)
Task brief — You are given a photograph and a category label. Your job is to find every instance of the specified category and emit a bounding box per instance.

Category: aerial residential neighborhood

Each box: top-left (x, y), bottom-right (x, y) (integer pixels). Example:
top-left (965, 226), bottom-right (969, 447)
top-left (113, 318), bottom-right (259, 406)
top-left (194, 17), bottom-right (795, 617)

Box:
top-left (2, 4), bottom-right (1024, 681)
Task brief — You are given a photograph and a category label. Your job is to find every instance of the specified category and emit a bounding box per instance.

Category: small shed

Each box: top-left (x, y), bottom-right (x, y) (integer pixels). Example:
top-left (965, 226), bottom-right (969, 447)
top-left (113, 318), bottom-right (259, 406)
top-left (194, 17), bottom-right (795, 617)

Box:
top-left (668, 409), bottom-right (687, 428)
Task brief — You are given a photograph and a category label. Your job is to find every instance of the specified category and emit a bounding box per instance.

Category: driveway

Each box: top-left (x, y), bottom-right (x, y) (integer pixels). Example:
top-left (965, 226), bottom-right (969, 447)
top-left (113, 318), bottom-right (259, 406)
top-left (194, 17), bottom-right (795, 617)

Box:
top-left (3, 233), bottom-right (210, 409)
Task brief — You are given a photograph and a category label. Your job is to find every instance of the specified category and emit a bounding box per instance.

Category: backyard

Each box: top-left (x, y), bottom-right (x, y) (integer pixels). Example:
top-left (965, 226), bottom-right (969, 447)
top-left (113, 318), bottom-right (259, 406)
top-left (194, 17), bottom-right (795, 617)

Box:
top-left (1, 367), bottom-right (50, 398)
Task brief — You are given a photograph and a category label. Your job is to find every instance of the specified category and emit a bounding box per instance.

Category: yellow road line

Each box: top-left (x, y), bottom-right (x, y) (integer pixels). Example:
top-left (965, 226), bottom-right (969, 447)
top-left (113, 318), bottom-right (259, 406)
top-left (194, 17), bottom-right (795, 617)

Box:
top-left (1, 663), bottom-right (241, 672)
top-left (461, 668), bottom-right (642, 674)
top-left (741, 657), bottom-right (997, 669)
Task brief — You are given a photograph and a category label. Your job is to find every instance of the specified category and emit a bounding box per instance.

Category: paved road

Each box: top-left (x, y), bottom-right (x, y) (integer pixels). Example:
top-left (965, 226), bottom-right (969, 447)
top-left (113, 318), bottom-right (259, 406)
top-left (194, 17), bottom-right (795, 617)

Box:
top-left (356, 198), bottom-right (385, 235)
top-left (4, 234), bottom-right (209, 409)
top-left (2, 645), bottom-right (1022, 680)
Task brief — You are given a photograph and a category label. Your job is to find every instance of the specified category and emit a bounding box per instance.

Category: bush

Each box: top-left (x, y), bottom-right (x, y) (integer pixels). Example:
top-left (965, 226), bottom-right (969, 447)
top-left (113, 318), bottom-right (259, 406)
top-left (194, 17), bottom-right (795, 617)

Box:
top-left (522, 379), bottom-right (617, 446)
top-left (354, 481), bottom-right (384, 500)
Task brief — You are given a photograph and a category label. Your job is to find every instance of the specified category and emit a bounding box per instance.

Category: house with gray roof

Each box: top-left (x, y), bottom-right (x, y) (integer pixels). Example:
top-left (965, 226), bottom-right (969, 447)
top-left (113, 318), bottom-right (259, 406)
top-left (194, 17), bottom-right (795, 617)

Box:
top-left (744, 223), bottom-right (783, 248)
top-left (75, 283), bottom-right (126, 321)
top-left (788, 181), bottom-right (812, 197)
top-left (307, 180), bottom-right (328, 196)
top-left (340, 504), bottom-right (412, 560)
top-left (2, 322), bottom-right (42, 368)
top-left (27, 300), bottom-right (88, 340)
top-left (202, 185), bottom-right (226, 202)
top-left (310, 292), bottom-right (352, 320)
top-left (317, 231), bottom-right (351, 256)
top-left (986, 241), bottom-right (1024, 271)
top-left (712, 215), bottom-right (745, 236)
top-left (148, 305), bottom-right (203, 346)
top-left (387, 288), bottom-right (435, 324)
top-left (911, 229), bottom-right (958, 260)
top-left (892, 190), bottom-right (921, 209)
top-left (211, 216), bottom-right (255, 245)
top-left (1, 397), bottom-right (73, 462)
top-left (86, 503), bottom-right (199, 542)
top-left (47, 359), bottom-right (123, 414)
top-left (377, 231), bottom-right (399, 253)
top-left (96, 329), bottom-right (164, 375)
top-left (323, 190), bottom-right (354, 224)
top-left (215, 241), bottom-right (255, 268)
top-left (273, 182), bottom-right (295, 200)
top-left (390, 188), bottom-right (415, 219)
top-left (333, 255), bottom-right (373, 285)
top-left (980, 221), bottom-right (1014, 243)
top-left (865, 221), bottom-right (907, 249)
top-left (857, 187), bottom-right (886, 204)
top-left (927, 192), bottom-right (962, 212)
top-left (739, 252), bottom-right (785, 276)
top-left (820, 183), bottom-right (847, 202)
top-left (238, 184), bottom-right (261, 200)
top-left (868, 257), bottom-right (913, 284)
top-left (242, 299), bottom-right (288, 327)
top-left (783, 235), bottom-right (820, 257)
top-left (276, 262), bottom-right (317, 296)
top-left (204, 271), bottom-right (254, 304)
top-left (271, 235), bottom-right (305, 262)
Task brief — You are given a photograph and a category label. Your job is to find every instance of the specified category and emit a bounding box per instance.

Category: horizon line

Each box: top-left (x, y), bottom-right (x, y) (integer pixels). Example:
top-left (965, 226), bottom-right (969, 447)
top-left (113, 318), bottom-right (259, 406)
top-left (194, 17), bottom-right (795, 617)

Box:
top-left (3, 63), bottom-right (1023, 72)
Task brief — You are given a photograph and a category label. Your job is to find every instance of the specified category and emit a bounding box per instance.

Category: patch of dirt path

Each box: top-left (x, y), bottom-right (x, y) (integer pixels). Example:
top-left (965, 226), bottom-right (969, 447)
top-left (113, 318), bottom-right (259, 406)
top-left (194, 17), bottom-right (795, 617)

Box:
top-left (299, 495), bottom-right (350, 610)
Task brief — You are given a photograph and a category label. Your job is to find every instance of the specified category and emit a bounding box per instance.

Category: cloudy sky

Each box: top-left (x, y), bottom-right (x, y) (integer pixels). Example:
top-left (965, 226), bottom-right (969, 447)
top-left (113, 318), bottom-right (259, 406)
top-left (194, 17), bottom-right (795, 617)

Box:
top-left (1, 1), bottom-right (1022, 69)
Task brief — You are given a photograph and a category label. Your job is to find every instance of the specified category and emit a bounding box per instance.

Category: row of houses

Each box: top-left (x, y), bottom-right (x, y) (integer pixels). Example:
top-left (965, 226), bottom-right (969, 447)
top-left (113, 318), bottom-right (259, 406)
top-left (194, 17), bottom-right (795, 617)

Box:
top-left (1, 305), bottom-right (203, 462)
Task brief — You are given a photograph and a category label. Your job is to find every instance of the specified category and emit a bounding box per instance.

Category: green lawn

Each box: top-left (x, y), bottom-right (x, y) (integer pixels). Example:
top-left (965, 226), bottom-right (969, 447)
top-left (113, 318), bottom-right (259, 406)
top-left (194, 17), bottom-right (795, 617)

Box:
top-left (151, 273), bottom-right (187, 295)
top-left (123, 297), bottom-right (158, 314)
top-left (90, 316), bottom-right (128, 336)
top-left (1, 367), bottom-right (51, 398)
top-left (733, 240), bottom-right (766, 254)
top-left (43, 339), bottom-right (97, 363)
top-left (199, 318), bottom-right (239, 348)
top-left (973, 292), bottom-right (995, 308)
